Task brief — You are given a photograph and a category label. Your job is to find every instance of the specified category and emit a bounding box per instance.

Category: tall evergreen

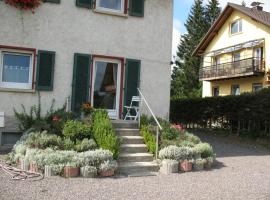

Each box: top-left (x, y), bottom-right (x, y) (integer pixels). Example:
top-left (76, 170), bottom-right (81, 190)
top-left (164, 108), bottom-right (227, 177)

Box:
top-left (171, 0), bottom-right (221, 98)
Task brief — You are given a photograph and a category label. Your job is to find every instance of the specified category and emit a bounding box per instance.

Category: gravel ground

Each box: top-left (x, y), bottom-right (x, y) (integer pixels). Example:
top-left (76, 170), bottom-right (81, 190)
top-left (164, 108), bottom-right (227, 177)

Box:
top-left (1, 133), bottom-right (270, 200)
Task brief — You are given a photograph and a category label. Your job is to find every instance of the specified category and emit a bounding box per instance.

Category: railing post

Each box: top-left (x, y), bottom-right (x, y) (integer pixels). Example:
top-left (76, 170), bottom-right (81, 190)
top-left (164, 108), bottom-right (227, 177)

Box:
top-left (155, 126), bottom-right (159, 160)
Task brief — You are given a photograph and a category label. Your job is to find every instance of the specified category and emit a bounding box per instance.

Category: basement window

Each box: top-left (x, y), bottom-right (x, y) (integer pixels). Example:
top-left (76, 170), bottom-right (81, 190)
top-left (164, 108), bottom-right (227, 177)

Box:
top-left (231, 19), bottom-right (242, 35)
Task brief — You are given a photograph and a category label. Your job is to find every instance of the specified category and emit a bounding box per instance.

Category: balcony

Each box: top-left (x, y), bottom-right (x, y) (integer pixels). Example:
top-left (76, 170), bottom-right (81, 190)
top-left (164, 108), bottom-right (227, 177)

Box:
top-left (199, 57), bottom-right (265, 81)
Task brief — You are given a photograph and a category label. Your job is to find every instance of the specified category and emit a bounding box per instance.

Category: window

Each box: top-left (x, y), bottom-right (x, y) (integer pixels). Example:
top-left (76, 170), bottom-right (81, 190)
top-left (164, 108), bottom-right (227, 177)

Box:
top-left (0, 50), bottom-right (34, 90)
top-left (212, 86), bottom-right (219, 97)
top-left (231, 85), bottom-right (240, 95)
top-left (96, 0), bottom-right (124, 13)
top-left (233, 52), bottom-right (241, 62)
top-left (231, 19), bottom-right (242, 35)
top-left (252, 83), bottom-right (263, 92)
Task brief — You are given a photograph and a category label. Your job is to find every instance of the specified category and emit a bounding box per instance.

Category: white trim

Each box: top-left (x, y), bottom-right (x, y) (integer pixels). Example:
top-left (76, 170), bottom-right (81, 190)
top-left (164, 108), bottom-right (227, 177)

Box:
top-left (95, 0), bottom-right (124, 14)
top-left (230, 19), bottom-right (243, 36)
top-left (0, 49), bottom-right (34, 90)
top-left (91, 57), bottom-right (122, 119)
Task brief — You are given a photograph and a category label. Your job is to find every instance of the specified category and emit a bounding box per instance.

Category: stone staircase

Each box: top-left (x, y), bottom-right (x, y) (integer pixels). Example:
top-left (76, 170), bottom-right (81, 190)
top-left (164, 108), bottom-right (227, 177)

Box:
top-left (112, 120), bottom-right (159, 176)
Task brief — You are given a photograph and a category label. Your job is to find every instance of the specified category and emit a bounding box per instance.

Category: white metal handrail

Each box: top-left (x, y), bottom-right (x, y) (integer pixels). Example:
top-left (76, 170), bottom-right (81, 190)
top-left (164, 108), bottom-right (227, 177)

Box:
top-left (137, 88), bottom-right (162, 160)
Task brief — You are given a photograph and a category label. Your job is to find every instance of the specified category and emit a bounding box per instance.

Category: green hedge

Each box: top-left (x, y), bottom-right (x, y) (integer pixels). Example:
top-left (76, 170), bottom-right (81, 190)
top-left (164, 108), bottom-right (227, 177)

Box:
top-left (92, 110), bottom-right (120, 159)
top-left (140, 126), bottom-right (156, 154)
top-left (170, 88), bottom-right (270, 137)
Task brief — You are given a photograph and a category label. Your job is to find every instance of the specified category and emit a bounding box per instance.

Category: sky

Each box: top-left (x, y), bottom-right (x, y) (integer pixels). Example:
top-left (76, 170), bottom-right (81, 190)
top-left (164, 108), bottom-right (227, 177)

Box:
top-left (172, 0), bottom-right (270, 59)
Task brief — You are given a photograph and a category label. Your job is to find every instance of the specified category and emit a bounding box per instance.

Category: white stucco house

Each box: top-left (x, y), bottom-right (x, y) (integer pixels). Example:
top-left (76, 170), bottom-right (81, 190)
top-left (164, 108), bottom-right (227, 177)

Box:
top-left (0, 0), bottom-right (173, 146)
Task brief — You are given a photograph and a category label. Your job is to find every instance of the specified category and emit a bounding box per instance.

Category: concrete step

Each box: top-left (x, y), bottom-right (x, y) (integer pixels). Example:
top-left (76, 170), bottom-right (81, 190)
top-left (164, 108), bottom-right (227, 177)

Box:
top-left (118, 153), bottom-right (153, 162)
top-left (112, 120), bottom-right (139, 129)
top-left (118, 162), bottom-right (160, 174)
top-left (121, 136), bottom-right (144, 144)
top-left (120, 144), bottom-right (148, 153)
top-left (116, 129), bottom-right (140, 136)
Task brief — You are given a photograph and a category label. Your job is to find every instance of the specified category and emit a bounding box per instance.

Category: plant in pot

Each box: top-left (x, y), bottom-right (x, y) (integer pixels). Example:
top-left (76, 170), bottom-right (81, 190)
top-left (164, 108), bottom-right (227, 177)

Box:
top-left (179, 159), bottom-right (193, 172)
top-left (29, 161), bottom-right (39, 172)
top-left (160, 159), bottom-right (179, 174)
top-left (5, 0), bottom-right (42, 12)
top-left (80, 166), bottom-right (97, 178)
top-left (99, 160), bottom-right (117, 177)
top-left (81, 102), bottom-right (93, 120)
top-left (204, 157), bottom-right (214, 170)
top-left (64, 162), bottom-right (80, 178)
top-left (45, 165), bottom-right (65, 177)
top-left (194, 159), bottom-right (206, 171)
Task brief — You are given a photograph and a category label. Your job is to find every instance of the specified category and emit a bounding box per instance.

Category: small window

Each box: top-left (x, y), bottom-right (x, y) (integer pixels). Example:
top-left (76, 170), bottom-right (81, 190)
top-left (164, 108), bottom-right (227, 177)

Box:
top-left (96, 0), bottom-right (124, 13)
top-left (231, 19), bottom-right (242, 35)
top-left (231, 85), bottom-right (240, 96)
top-left (252, 83), bottom-right (263, 92)
top-left (212, 86), bottom-right (219, 97)
top-left (0, 50), bottom-right (34, 90)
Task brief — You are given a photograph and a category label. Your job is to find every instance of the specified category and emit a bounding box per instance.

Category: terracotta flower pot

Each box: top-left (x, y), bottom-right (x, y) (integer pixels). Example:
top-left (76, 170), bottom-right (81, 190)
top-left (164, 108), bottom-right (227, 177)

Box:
top-left (180, 160), bottom-right (193, 172)
top-left (99, 170), bottom-right (114, 177)
top-left (16, 159), bottom-right (21, 168)
top-left (29, 162), bottom-right (39, 173)
top-left (64, 166), bottom-right (79, 178)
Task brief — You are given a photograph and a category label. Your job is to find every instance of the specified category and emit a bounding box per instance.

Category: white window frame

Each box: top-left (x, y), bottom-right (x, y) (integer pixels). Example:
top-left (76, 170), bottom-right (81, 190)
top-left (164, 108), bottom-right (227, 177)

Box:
top-left (91, 57), bottom-right (122, 119)
top-left (230, 19), bottom-right (242, 35)
top-left (0, 49), bottom-right (34, 90)
top-left (95, 0), bottom-right (125, 14)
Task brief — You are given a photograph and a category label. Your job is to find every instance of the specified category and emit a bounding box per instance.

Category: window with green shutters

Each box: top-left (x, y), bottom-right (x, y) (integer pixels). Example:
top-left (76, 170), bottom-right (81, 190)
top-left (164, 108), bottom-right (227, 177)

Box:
top-left (76, 0), bottom-right (92, 9)
top-left (36, 50), bottom-right (55, 91)
top-left (129, 0), bottom-right (144, 17)
top-left (71, 53), bottom-right (91, 113)
top-left (124, 59), bottom-right (141, 115)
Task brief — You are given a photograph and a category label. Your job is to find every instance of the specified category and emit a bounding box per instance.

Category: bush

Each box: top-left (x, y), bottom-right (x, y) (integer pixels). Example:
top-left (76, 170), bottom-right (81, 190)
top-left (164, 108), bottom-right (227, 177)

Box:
top-left (141, 126), bottom-right (156, 154)
top-left (75, 138), bottom-right (97, 152)
top-left (92, 110), bottom-right (120, 159)
top-left (25, 131), bottom-right (62, 149)
top-left (63, 120), bottom-right (91, 141)
top-left (161, 127), bottom-right (179, 140)
top-left (78, 149), bottom-right (113, 167)
top-left (184, 133), bottom-right (201, 144)
top-left (194, 143), bottom-right (214, 158)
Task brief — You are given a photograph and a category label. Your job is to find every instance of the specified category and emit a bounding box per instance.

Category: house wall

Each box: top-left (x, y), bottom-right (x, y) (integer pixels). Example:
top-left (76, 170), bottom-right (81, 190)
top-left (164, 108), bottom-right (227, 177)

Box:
top-left (202, 10), bottom-right (270, 97)
top-left (0, 0), bottom-right (173, 133)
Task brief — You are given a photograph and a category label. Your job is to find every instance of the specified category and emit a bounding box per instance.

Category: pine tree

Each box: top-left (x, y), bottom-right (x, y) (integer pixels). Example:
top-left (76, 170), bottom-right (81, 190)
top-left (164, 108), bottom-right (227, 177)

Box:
top-left (171, 0), bottom-right (221, 98)
top-left (205, 0), bottom-right (221, 28)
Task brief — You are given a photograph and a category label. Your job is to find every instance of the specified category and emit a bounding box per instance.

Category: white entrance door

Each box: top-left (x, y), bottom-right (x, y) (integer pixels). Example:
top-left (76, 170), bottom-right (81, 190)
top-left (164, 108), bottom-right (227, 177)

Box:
top-left (91, 58), bottom-right (121, 119)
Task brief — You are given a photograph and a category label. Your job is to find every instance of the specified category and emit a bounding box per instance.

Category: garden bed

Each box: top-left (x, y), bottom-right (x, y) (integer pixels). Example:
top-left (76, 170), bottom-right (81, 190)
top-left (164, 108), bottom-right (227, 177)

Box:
top-left (140, 115), bottom-right (215, 173)
top-left (7, 101), bottom-right (120, 178)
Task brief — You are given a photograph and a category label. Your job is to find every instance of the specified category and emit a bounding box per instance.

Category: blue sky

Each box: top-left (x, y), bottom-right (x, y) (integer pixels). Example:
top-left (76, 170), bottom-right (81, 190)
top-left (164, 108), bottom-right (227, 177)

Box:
top-left (172, 0), bottom-right (270, 58)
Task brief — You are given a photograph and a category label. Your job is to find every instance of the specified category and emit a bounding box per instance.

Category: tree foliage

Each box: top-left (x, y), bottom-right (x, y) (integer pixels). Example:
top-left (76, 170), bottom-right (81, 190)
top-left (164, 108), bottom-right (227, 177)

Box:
top-left (171, 0), bottom-right (221, 98)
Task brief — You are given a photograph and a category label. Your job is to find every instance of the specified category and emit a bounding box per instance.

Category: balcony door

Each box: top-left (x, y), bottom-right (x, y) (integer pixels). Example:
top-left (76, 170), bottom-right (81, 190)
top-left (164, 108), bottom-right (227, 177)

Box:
top-left (254, 47), bottom-right (263, 70)
top-left (91, 58), bottom-right (121, 119)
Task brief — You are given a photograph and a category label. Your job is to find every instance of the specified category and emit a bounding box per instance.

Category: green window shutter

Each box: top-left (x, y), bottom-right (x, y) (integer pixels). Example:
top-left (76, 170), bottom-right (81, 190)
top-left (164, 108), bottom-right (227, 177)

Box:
top-left (129, 0), bottom-right (144, 17)
top-left (124, 59), bottom-right (141, 115)
top-left (36, 50), bottom-right (55, 91)
top-left (76, 0), bottom-right (92, 9)
top-left (43, 0), bottom-right (61, 4)
top-left (71, 53), bottom-right (91, 113)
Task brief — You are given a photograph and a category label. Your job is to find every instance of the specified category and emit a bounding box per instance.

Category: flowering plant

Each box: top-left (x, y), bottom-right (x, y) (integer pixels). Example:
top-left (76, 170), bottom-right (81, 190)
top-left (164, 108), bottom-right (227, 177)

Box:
top-left (172, 124), bottom-right (185, 132)
top-left (81, 102), bottom-right (94, 115)
top-left (52, 115), bottom-right (61, 123)
top-left (5, 0), bottom-right (42, 12)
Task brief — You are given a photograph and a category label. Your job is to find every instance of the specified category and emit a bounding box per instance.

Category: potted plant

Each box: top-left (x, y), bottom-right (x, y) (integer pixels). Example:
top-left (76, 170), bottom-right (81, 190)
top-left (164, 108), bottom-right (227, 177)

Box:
top-left (204, 157), bottom-right (214, 170)
top-left (160, 159), bottom-right (179, 174)
top-left (5, 0), bottom-right (42, 12)
top-left (99, 160), bottom-right (117, 177)
top-left (179, 160), bottom-right (193, 172)
top-left (29, 161), bottom-right (39, 172)
top-left (64, 162), bottom-right (80, 178)
top-left (81, 102), bottom-right (93, 120)
top-left (194, 159), bottom-right (206, 171)
top-left (20, 159), bottom-right (29, 171)
top-left (45, 165), bottom-right (64, 177)
top-left (80, 166), bottom-right (97, 178)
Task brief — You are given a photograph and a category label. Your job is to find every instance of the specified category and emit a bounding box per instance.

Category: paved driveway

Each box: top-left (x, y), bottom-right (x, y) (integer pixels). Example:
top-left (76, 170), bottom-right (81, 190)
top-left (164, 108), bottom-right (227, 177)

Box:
top-left (0, 133), bottom-right (270, 200)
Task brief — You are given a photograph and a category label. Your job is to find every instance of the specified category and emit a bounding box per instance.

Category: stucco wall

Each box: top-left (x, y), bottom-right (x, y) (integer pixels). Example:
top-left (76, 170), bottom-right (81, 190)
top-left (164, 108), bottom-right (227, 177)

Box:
top-left (0, 0), bottom-right (173, 131)
top-left (202, 10), bottom-right (270, 97)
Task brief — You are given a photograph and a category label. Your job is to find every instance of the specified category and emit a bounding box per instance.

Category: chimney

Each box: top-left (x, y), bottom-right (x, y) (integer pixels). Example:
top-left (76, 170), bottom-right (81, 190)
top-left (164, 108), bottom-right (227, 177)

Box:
top-left (251, 2), bottom-right (264, 11)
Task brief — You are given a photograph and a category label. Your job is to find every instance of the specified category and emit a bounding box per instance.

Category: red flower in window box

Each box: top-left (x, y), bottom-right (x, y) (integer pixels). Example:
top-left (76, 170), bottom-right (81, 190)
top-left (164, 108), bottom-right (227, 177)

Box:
top-left (5, 0), bottom-right (42, 12)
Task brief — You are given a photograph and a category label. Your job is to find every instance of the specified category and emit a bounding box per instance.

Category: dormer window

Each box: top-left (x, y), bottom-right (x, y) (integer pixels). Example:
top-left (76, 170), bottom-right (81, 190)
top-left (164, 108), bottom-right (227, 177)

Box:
top-left (96, 0), bottom-right (124, 14)
top-left (231, 19), bottom-right (242, 35)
